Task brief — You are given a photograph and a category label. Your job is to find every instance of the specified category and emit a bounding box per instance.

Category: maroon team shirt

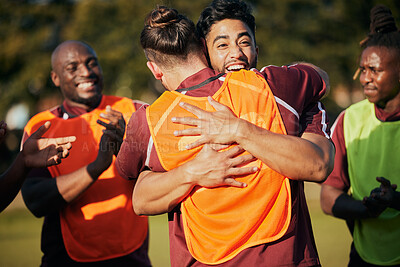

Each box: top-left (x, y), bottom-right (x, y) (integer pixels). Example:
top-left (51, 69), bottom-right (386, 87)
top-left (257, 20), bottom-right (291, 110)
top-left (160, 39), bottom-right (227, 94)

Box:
top-left (323, 104), bottom-right (400, 191)
top-left (116, 65), bottom-right (330, 267)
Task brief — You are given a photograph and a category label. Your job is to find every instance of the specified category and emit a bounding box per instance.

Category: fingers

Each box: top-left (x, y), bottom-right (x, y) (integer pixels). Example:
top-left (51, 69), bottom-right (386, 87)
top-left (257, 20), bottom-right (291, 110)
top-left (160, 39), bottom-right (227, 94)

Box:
top-left (46, 157), bottom-right (59, 167)
top-left (223, 145), bottom-right (245, 158)
top-left (223, 178), bottom-right (247, 188)
top-left (31, 121), bottom-right (52, 139)
top-left (369, 188), bottom-right (381, 199)
top-left (100, 105), bottom-right (122, 119)
top-left (178, 102), bottom-right (207, 118)
top-left (376, 177), bottom-right (391, 187)
top-left (97, 119), bottom-right (108, 128)
top-left (229, 153), bottom-right (256, 168)
top-left (174, 127), bottom-right (201, 137)
top-left (185, 137), bottom-right (207, 150)
top-left (55, 143), bottom-right (72, 153)
top-left (100, 106), bottom-right (125, 130)
top-left (172, 116), bottom-right (200, 127)
top-left (45, 150), bottom-right (63, 167)
top-left (60, 147), bottom-right (70, 159)
top-left (46, 142), bottom-right (72, 166)
top-left (54, 136), bottom-right (76, 145)
top-left (209, 144), bottom-right (230, 151)
top-left (208, 96), bottom-right (228, 111)
top-left (226, 165), bottom-right (258, 177)
top-left (53, 146), bottom-right (69, 161)
top-left (97, 119), bottom-right (124, 136)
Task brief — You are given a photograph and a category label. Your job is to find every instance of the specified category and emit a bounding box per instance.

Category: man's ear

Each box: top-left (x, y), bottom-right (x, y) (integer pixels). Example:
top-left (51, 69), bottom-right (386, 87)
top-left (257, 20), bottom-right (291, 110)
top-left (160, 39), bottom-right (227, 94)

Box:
top-left (51, 71), bottom-right (60, 87)
top-left (146, 61), bottom-right (163, 80)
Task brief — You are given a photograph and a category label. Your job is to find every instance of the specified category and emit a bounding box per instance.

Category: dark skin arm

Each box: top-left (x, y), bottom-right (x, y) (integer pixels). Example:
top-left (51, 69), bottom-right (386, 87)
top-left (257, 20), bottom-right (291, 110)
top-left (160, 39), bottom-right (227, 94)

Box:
top-left (320, 177), bottom-right (399, 221)
top-left (0, 121), bottom-right (75, 213)
top-left (320, 184), bottom-right (371, 220)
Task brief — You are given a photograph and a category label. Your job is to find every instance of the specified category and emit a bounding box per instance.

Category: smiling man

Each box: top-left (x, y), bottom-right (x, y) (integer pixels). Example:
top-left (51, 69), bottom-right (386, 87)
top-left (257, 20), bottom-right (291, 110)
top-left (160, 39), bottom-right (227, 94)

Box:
top-left (185, 2), bottom-right (334, 265)
top-left (204, 18), bottom-right (258, 72)
top-left (20, 40), bottom-right (150, 266)
top-left (196, 0), bottom-right (330, 138)
top-left (124, 1), bottom-right (334, 266)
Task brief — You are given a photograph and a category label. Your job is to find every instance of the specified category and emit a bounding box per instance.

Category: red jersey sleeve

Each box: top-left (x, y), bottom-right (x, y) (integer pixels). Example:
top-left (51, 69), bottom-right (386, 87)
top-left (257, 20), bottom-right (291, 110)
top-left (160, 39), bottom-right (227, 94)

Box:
top-left (258, 64), bottom-right (330, 138)
top-left (115, 106), bottom-right (150, 180)
top-left (323, 111), bottom-right (350, 191)
top-left (133, 100), bottom-right (148, 111)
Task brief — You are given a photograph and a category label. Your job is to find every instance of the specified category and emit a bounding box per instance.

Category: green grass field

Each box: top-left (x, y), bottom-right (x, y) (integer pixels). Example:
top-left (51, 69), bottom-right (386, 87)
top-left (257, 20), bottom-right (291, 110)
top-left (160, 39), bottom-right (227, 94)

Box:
top-left (0, 183), bottom-right (351, 267)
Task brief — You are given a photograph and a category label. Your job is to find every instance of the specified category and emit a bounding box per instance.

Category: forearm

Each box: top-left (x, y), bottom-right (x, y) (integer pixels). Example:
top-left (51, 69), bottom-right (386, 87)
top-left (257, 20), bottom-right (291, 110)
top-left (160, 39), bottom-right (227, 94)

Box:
top-left (133, 167), bottom-right (195, 216)
top-left (21, 157), bottom-right (108, 217)
top-left (56, 149), bottom-right (113, 202)
top-left (334, 194), bottom-right (372, 220)
top-left (235, 121), bottom-right (334, 182)
top-left (0, 153), bottom-right (30, 212)
top-left (21, 176), bottom-right (66, 217)
top-left (55, 165), bottom-right (98, 203)
top-left (321, 184), bottom-right (370, 220)
top-left (22, 164), bottom-right (100, 217)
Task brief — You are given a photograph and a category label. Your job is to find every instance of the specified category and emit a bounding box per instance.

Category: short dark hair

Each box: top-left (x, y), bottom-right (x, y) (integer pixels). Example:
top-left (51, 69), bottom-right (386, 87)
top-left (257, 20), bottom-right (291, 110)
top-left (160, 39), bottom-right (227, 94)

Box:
top-left (140, 6), bottom-right (202, 65)
top-left (196, 0), bottom-right (256, 44)
top-left (361, 5), bottom-right (400, 50)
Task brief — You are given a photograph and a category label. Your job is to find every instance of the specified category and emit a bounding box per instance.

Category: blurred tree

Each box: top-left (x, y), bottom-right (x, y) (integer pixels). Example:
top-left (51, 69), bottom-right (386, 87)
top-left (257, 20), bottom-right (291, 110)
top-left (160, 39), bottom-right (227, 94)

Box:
top-left (0, 1), bottom-right (73, 119)
top-left (247, 0), bottom-right (400, 119)
top-left (1, 0), bottom-right (400, 173)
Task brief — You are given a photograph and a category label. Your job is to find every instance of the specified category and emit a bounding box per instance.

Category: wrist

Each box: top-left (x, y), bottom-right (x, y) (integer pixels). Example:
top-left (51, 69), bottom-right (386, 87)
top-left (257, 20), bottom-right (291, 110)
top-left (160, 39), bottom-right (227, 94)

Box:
top-left (332, 193), bottom-right (371, 220)
top-left (181, 161), bottom-right (200, 188)
top-left (86, 162), bottom-right (100, 180)
top-left (87, 157), bottom-right (110, 180)
top-left (235, 118), bottom-right (250, 146)
top-left (19, 151), bottom-right (32, 173)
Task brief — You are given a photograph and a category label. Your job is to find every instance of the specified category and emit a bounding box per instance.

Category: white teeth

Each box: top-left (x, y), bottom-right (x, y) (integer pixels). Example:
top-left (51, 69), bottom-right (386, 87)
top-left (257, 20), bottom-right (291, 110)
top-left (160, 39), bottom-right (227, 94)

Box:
top-left (77, 82), bottom-right (94, 89)
top-left (227, 65), bottom-right (245, 71)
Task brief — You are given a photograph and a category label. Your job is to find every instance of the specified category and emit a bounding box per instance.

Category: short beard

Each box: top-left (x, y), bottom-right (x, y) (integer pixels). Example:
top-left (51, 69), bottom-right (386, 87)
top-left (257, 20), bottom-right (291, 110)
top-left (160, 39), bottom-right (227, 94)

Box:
top-left (71, 93), bottom-right (102, 109)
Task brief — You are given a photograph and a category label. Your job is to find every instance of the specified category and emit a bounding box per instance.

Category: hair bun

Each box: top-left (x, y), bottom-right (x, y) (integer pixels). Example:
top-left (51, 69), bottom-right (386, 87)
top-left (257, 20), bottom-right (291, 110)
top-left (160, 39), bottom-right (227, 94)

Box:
top-left (370, 4), bottom-right (397, 34)
top-left (146, 6), bottom-right (181, 29)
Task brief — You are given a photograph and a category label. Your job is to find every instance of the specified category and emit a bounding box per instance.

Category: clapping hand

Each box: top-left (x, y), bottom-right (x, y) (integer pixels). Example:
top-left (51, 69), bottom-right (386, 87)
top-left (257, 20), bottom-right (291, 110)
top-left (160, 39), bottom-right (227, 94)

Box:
top-left (97, 105), bottom-right (126, 156)
top-left (363, 177), bottom-right (397, 217)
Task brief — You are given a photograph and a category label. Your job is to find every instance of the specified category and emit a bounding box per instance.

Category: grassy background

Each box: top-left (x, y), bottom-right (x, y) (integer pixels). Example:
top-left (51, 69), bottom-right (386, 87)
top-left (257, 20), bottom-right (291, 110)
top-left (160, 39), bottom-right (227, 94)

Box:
top-left (0, 183), bottom-right (351, 267)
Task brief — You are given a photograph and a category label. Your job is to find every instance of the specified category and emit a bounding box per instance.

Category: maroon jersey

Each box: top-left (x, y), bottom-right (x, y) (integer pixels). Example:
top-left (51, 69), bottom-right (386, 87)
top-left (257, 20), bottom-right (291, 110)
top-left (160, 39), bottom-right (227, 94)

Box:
top-left (117, 65), bottom-right (330, 267)
top-left (323, 104), bottom-right (400, 191)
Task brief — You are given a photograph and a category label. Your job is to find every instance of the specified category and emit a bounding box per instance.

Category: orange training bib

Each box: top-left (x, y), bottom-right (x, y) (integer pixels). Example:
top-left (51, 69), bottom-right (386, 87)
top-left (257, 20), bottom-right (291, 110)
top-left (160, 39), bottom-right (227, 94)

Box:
top-left (146, 70), bottom-right (291, 264)
top-left (24, 96), bottom-right (148, 262)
